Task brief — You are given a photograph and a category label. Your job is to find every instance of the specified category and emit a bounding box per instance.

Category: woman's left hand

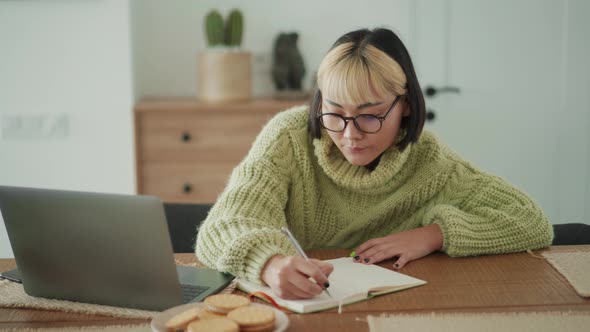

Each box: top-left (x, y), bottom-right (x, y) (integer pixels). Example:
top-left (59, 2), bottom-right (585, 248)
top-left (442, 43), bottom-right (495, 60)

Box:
top-left (353, 224), bottom-right (444, 269)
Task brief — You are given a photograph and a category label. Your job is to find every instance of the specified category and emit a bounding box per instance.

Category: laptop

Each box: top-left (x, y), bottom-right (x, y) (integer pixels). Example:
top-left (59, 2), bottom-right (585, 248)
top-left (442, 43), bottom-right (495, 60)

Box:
top-left (0, 185), bottom-right (234, 311)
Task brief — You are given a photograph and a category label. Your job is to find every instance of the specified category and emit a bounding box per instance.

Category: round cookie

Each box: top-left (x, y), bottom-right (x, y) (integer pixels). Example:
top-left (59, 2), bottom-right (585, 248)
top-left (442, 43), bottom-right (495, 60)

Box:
top-left (241, 320), bottom-right (276, 332)
top-left (204, 294), bottom-right (250, 314)
top-left (227, 306), bottom-right (276, 332)
top-left (187, 317), bottom-right (239, 332)
top-left (165, 307), bottom-right (200, 331)
top-left (198, 308), bottom-right (227, 320)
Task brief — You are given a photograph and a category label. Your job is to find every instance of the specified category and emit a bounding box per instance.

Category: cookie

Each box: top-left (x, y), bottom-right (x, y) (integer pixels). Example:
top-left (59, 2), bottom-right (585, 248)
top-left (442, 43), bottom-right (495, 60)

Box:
top-left (227, 306), bottom-right (276, 332)
top-left (165, 307), bottom-right (200, 331)
top-left (198, 308), bottom-right (226, 320)
top-left (241, 320), bottom-right (276, 332)
top-left (186, 317), bottom-right (240, 332)
top-left (204, 294), bottom-right (250, 314)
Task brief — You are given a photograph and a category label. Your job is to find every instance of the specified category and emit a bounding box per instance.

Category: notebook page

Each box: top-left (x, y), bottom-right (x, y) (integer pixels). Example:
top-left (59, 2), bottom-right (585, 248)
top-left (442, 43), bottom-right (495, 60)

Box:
top-left (325, 258), bottom-right (426, 293)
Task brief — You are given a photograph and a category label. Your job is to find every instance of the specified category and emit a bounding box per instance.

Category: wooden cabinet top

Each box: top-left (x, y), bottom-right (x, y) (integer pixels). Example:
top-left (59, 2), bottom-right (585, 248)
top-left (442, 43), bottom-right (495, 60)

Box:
top-left (134, 97), bottom-right (308, 113)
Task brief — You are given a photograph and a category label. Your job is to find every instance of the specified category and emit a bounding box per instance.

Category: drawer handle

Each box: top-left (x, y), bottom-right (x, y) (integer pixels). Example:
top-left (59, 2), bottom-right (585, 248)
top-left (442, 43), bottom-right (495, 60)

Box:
top-left (181, 132), bottom-right (191, 142)
top-left (182, 183), bottom-right (192, 194)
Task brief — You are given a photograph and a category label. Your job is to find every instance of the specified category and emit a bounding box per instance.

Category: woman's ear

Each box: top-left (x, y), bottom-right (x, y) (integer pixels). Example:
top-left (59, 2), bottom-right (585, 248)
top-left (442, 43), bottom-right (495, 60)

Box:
top-left (401, 101), bottom-right (411, 117)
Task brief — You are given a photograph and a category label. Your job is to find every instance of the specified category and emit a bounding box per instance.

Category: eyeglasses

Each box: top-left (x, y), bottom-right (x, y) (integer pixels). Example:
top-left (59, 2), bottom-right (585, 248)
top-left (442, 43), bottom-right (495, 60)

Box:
top-left (318, 96), bottom-right (401, 134)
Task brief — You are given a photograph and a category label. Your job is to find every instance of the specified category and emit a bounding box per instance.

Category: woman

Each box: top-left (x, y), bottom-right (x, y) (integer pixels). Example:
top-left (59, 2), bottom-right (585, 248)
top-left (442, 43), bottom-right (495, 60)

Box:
top-left (196, 28), bottom-right (553, 300)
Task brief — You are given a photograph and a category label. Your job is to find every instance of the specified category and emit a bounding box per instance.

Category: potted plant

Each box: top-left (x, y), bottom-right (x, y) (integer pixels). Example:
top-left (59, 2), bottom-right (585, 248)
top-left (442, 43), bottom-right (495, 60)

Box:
top-left (198, 9), bottom-right (251, 102)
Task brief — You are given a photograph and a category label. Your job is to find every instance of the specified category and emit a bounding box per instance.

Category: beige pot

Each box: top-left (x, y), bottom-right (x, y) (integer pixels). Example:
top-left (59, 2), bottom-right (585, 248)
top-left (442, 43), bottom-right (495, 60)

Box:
top-left (197, 51), bottom-right (252, 102)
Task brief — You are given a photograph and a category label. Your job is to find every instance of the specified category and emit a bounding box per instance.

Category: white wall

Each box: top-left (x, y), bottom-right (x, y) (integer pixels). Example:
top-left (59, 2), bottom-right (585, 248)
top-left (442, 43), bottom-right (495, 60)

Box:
top-left (558, 0), bottom-right (590, 225)
top-left (131, 0), bottom-right (412, 99)
top-left (0, 1), bottom-right (134, 257)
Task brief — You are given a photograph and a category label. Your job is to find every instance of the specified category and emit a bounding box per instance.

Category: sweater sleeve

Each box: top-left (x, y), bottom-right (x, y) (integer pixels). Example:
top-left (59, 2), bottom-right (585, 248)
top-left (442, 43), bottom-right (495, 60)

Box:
top-left (422, 162), bottom-right (554, 257)
top-left (195, 109), bottom-right (304, 284)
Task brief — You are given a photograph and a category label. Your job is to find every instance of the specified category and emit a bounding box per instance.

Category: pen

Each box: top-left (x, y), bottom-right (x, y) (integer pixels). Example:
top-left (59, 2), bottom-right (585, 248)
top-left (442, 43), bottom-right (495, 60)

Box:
top-left (280, 226), bottom-right (334, 298)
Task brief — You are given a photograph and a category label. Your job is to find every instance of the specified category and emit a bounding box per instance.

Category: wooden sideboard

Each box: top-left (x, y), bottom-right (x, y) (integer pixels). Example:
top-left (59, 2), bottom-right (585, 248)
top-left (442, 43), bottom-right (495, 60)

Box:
top-left (134, 97), bottom-right (305, 203)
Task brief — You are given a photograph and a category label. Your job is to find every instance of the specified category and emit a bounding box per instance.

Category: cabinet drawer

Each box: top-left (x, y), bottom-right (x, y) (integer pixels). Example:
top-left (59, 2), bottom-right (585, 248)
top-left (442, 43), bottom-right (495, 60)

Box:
top-left (141, 163), bottom-right (236, 203)
top-left (134, 98), bottom-right (302, 203)
top-left (138, 111), bottom-right (275, 163)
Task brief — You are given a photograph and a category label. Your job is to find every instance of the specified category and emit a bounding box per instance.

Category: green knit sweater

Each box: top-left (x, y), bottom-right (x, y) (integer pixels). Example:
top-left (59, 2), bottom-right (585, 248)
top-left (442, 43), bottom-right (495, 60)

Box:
top-left (195, 106), bottom-right (553, 283)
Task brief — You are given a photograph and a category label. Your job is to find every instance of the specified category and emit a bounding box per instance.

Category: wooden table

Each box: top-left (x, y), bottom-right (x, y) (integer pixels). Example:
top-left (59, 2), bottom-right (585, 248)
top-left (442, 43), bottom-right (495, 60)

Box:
top-left (1, 246), bottom-right (589, 331)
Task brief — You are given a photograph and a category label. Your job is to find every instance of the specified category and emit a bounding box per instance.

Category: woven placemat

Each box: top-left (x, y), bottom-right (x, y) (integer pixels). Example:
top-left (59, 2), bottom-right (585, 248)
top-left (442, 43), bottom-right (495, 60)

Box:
top-left (542, 251), bottom-right (590, 297)
top-left (367, 312), bottom-right (590, 332)
top-left (0, 280), bottom-right (157, 319)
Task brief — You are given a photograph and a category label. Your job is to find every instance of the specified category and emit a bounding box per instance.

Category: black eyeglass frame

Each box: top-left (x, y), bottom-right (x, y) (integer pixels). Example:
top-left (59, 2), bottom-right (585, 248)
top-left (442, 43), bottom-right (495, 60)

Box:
top-left (318, 96), bottom-right (402, 134)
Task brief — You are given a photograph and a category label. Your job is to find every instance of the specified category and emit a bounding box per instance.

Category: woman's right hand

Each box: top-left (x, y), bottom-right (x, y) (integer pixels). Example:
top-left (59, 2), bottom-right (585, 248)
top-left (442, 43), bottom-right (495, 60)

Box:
top-left (260, 255), bottom-right (334, 299)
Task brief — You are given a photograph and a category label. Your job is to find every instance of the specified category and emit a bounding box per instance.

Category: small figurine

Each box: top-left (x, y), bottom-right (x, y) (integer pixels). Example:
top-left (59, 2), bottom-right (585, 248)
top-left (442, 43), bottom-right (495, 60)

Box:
top-left (272, 33), bottom-right (307, 98)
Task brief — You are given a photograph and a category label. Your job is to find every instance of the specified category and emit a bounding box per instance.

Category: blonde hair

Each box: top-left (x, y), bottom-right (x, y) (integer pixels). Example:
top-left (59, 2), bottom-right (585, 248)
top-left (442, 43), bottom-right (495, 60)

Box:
top-left (317, 43), bottom-right (407, 105)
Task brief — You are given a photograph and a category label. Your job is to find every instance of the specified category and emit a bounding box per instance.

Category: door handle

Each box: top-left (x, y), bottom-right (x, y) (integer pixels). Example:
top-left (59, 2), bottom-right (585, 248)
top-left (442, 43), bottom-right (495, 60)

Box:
top-left (424, 85), bottom-right (460, 97)
top-left (426, 109), bottom-right (436, 122)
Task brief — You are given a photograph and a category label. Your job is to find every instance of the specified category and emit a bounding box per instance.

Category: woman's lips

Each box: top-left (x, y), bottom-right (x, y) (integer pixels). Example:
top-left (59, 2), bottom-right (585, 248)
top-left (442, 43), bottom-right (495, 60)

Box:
top-left (345, 146), bottom-right (366, 153)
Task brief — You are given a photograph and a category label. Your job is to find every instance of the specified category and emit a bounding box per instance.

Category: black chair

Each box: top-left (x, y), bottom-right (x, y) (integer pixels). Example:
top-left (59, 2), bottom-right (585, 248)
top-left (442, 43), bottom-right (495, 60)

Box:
top-left (552, 223), bottom-right (590, 245)
top-left (163, 203), bottom-right (212, 253)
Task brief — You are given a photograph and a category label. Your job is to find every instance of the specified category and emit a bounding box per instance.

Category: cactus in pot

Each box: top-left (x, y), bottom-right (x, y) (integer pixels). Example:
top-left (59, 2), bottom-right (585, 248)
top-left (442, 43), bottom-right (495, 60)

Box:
top-left (205, 9), bottom-right (243, 48)
top-left (199, 9), bottom-right (251, 101)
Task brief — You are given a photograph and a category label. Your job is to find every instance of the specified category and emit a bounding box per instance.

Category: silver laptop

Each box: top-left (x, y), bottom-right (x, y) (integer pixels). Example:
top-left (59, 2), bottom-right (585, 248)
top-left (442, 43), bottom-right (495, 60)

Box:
top-left (0, 186), bottom-right (234, 311)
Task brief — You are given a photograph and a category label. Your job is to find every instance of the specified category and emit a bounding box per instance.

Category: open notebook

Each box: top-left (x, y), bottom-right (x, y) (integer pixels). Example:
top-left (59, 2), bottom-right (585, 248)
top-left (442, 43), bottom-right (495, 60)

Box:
top-left (237, 257), bottom-right (427, 313)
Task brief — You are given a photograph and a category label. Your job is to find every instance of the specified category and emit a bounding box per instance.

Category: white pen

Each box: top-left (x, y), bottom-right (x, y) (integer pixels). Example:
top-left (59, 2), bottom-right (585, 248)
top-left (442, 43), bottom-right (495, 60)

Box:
top-left (280, 226), bottom-right (334, 298)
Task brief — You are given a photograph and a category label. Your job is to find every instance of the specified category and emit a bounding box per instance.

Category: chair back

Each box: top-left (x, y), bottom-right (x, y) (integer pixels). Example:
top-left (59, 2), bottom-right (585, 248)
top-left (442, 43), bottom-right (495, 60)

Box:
top-left (552, 223), bottom-right (590, 245)
top-left (164, 203), bottom-right (212, 253)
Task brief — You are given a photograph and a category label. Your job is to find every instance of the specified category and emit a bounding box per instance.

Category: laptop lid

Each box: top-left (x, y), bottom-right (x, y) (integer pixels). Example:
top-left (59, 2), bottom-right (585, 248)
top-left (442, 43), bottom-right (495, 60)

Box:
top-left (0, 185), bottom-right (229, 311)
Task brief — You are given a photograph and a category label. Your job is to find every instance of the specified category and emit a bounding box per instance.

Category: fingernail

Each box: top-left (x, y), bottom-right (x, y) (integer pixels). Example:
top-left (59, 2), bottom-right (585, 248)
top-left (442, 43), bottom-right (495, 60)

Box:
top-left (324, 282), bottom-right (330, 289)
top-left (354, 256), bottom-right (360, 260)
top-left (364, 258), bottom-right (370, 263)
top-left (394, 263), bottom-right (399, 268)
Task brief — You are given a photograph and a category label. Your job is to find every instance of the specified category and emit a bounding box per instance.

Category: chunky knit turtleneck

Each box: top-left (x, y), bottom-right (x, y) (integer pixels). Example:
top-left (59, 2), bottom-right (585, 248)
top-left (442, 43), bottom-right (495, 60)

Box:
top-left (312, 129), bottom-right (411, 192)
top-left (195, 106), bottom-right (553, 283)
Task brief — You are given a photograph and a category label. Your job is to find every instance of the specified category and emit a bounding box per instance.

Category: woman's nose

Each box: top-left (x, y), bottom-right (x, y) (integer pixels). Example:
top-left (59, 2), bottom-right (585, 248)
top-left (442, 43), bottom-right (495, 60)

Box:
top-left (343, 120), bottom-right (363, 139)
